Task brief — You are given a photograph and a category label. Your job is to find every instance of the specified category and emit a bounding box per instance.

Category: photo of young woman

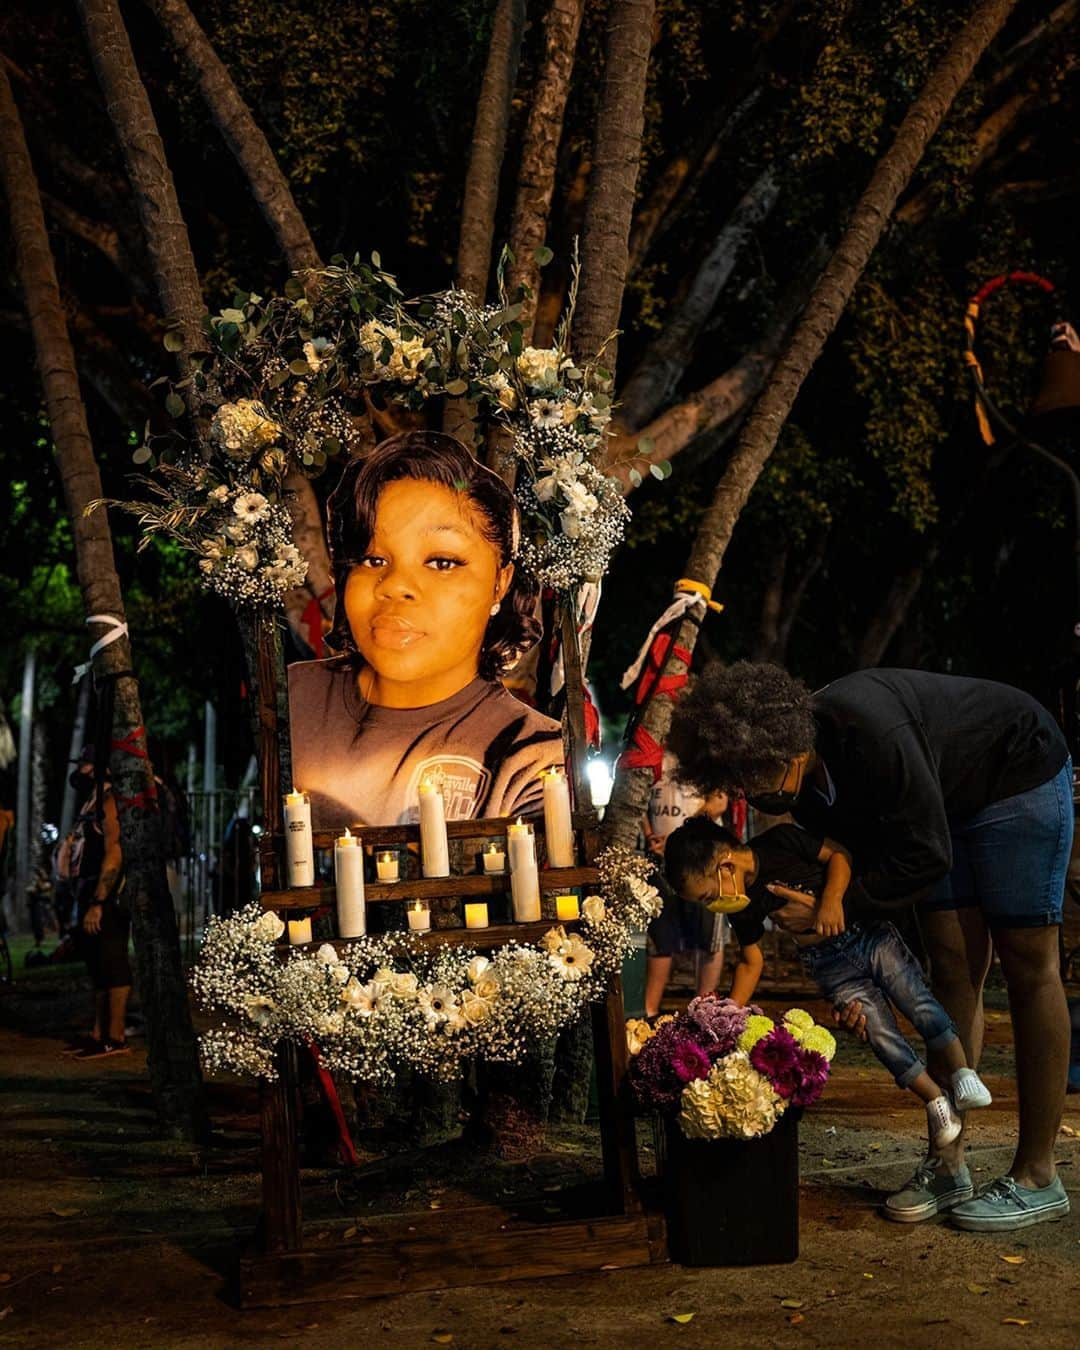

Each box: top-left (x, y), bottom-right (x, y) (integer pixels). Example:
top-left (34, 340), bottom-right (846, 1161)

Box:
top-left (287, 431), bottom-right (565, 829)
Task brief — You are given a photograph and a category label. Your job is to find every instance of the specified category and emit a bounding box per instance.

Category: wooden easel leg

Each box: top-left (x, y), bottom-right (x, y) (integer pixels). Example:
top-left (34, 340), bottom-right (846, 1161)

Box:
top-left (260, 1040), bottom-right (302, 1252)
top-left (591, 974), bottom-right (642, 1215)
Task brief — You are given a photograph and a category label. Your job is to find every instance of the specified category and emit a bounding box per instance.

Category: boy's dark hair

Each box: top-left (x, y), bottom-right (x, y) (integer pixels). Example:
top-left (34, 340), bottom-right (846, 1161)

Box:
top-left (324, 431), bottom-right (541, 679)
top-left (664, 816), bottom-right (740, 893)
top-left (668, 660), bottom-right (816, 794)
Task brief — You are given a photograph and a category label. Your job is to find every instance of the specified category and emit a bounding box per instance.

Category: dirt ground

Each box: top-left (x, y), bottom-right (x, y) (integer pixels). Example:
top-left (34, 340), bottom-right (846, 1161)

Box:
top-left (1, 940), bottom-right (1078, 1350)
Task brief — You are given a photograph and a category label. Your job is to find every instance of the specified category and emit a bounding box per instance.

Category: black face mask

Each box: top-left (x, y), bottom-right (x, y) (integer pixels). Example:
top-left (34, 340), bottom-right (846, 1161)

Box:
top-left (69, 770), bottom-right (93, 797)
top-left (745, 787), bottom-right (802, 816)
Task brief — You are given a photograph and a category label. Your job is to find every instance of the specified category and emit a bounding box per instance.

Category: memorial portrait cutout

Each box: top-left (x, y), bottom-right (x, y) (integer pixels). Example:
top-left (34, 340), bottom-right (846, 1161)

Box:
top-left (288, 431), bottom-right (564, 829)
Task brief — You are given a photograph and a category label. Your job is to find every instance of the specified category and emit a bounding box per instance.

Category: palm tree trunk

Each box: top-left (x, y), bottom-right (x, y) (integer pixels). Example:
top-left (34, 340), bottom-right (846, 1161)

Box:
top-left (0, 62), bottom-right (207, 1141)
top-left (75, 0), bottom-right (205, 365)
top-left (455, 0), bottom-right (527, 301)
top-left (617, 166), bottom-right (782, 429)
top-left (142, 0), bottom-right (321, 272)
top-left (506, 0), bottom-right (586, 342)
top-left (570, 0), bottom-right (657, 369)
top-left (601, 0), bottom-right (1020, 851)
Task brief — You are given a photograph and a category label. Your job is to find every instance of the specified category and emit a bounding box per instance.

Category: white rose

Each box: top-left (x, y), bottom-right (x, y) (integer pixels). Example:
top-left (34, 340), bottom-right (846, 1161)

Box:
top-left (582, 895), bottom-right (606, 925)
top-left (371, 966), bottom-right (395, 994)
top-left (253, 912), bottom-right (285, 942)
top-left (467, 956), bottom-right (491, 985)
top-left (541, 925), bottom-right (567, 954)
top-left (473, 973), bottom-right (500, 1002)
top-left (234, 544), bottom-right (260, 571)
top-left (460, 990), bottom-right (491, 1025)
top-left (316, 943), bottom-right (339, 965)
top-left (390, 972), bottom-right (418, 999)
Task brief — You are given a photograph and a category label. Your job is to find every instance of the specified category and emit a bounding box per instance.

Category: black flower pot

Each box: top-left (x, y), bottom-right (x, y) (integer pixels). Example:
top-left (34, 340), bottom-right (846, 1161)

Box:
top-left (658, 1106), bottom-right (801, 1266)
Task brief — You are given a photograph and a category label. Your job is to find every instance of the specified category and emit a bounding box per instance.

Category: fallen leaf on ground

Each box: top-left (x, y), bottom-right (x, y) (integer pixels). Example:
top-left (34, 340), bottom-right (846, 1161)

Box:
top-left (862, 1273), bottom-right (874, 1280)
top-left (1002, 1318), bottom-right (1031, 1327)
top-left (1001, 1255), bottom-right (1025, 1265)
top-left (600, 1264), bottom-right (619, 1271)
top-left (50, 1266), bottom-right (62, 1275)
top-left (50, 1208), bottom-right (80, 1218)
top-left (789, 1314), bottom-right (805, 1326)
top-left (869, 1144), bottom-right (881, 1152)
top-left (967, 1284), bottom-right (990, 1295)
top-left (432, 1334), bottom-right (453, 1344)
top-left (668, 1313), bottom-right (694, 1324)
top-left (1059, 1124), bottom-right (1075, 1136)
top-left (343, 1226), bottom-right (358, 1239)
top-left (780, 1299), bottom-right (804, 1309)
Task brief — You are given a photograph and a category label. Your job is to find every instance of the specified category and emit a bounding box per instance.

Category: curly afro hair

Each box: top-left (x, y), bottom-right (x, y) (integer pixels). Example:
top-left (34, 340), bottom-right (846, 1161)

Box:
top-left (667, 660), bottom-right (816, 795)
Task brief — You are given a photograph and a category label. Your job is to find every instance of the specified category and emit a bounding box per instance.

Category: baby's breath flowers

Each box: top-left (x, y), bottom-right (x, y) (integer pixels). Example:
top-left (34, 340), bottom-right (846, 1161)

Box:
top-left (193, 847), bottom-right (662, 1082)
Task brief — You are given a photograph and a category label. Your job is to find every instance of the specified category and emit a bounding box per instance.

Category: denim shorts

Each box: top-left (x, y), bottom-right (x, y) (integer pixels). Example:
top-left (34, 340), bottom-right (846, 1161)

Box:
top-left (921, 759), bottom-right (1073, 929)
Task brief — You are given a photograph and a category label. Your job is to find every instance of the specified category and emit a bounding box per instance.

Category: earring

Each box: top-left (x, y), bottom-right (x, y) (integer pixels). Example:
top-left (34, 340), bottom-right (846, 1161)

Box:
top-left (489, 602), bottom-right (501, 616)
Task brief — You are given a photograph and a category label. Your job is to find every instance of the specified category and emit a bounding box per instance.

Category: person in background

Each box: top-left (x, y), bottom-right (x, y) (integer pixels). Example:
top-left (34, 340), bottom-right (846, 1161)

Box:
top-left (643, 751), bottom-right (730, 1018)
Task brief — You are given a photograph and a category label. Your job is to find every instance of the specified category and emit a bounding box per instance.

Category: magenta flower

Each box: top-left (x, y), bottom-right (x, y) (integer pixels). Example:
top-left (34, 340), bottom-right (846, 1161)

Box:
top-left (750, 1026), bottom-right (802, 1098)
top-left (791, 1048), bottom-right (830, 1107)
top-left (670, 1038), bottom-right (711, 1084)
top-left (629, 1017), bottom-right (711, 1109)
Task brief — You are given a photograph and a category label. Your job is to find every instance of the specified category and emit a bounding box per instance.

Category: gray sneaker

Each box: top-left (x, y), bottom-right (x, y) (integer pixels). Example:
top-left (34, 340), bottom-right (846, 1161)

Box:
top-left (949, 1174), bottom-right (1070, 1232)
top-left (883, 1157), bottom-right (973, 1223)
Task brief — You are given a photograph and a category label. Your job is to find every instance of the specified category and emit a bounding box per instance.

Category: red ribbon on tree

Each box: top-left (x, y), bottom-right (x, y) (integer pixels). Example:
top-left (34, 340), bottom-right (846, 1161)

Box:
top-left (634, 633), bottom-right (692, 705)
top-left (110, 725), bottom-right (159, 812)
top-left (620, 723), bottom-right (665, 782)
top-left (304, 1037), bottom-right (360, 1167)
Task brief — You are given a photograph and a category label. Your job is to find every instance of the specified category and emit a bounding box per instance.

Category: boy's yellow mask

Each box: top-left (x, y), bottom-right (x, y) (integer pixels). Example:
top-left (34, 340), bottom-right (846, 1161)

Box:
top-left (705, 863), bottom-right (750, 914)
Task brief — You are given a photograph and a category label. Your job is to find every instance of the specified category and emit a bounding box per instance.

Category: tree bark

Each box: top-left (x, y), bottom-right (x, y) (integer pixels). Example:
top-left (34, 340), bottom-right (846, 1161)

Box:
top-left (570, 0), bottom-right (657, 369)
top-left (600, 0), bottom-right (1021, 851)
top-left (506, 0), bottom-right (586, 342)
top-left (0, 61), bottom-right (207, 1140)
top-left (75, 0), bottom-right (205, 365)
top-left (455, 0), bottom-right (527, 301)
top-left (618, 166), bottom-right (781, 429)
top-left (142, 0), bottom-right (321, 273)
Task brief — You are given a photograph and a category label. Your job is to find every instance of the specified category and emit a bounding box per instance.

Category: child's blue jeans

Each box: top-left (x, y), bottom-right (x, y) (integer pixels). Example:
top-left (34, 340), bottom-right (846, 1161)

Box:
top-left (797, 922), bottom-right (957, 1088)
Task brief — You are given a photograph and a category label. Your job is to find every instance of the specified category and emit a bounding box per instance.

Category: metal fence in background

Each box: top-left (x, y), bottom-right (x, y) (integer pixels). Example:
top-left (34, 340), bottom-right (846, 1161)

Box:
top-left (180, 787), bottom-right (260, 961)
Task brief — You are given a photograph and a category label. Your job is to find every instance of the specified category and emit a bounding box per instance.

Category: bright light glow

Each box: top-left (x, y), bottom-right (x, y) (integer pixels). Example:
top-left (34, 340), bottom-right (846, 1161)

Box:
top-left (586, 758), bottom-right (614, 808)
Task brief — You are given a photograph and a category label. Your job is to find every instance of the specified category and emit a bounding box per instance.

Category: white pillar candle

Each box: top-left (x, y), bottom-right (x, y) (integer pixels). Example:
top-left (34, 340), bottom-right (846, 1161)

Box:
top-left (555, 893), bottom-right (580, 922)
top-left (482, 842), bottom-right (506, 874)
top-left (287, 917), bottom-right (312, 945)
top-left (507, 818), bottom-right (541, 923)
top-left (407, 900), bottom-right (431, 932)
top-left (283, 789), bottom-right (314, 887)
top-left (464, 902), bottom-right (489, 930)
top-left (418, 779), bottom-right (450, 878)
top-left (375, 850), bottom-right (400, 882)
top-left (542, 767), bottom-right (575, 868)
top-left (334, 829), bottom-right (366, 939)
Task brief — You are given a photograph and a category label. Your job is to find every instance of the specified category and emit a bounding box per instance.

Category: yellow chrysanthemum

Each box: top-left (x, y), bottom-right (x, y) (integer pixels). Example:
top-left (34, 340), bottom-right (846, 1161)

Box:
top-left (737, 1013), bottom-right (775, 1052)
top-left (783, 1008), bottom-right (815, 1032)
top-left (799, 1024), bottom-right (838, 1062)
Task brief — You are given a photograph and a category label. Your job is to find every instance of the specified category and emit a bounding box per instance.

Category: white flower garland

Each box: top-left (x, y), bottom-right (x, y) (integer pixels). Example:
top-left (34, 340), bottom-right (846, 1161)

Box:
top-left (193, 846), bottom-right (662, 1082)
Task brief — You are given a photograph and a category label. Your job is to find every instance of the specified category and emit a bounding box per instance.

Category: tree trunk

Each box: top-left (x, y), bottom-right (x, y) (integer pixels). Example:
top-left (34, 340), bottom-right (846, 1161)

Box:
top-left (75, 0), bottom-right (205, 365)
top-left (600, 0), bottom-right (1020, 851)
top-left (506, 0), bottom-right (586, 342)
top-left (15, 648), bottom-right (35, 916)
top-left (142, 0), bottom-right (321, 273)
top-left (0, 62), bottom-right (207, 1140)
top-left (570, 0), bottom-right (657, 369)
top-left (454, 0), bottom-right (527, 301)
top-left (618, 166), bottom-right (781, 429)
top-left (855, 541), bottom-right (940, 668)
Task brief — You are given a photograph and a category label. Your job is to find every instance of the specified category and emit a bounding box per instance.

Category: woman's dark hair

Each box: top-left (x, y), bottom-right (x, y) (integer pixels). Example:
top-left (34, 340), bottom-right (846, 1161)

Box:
top-left (325, 430), bottom-right (540, 679)
top-left (667, 661), bottom-right (816, 794)
top-left (664, 817), bottom-right (739, 893)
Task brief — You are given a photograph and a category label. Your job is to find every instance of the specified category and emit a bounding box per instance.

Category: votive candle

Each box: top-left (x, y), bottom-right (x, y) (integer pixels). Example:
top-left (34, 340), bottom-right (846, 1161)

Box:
top-left (507, 818), bottom-right (541, 923)
top-left (464, 902), bottom-right (489, 930)
top-left (418, 779), bottom-right (450, 878)
top-left (376, 849), bottom-right (400, 882)
top-left (287, 916), bottom-right (312, 945)
top-left (542, 766), bottom-right (575, 868)
top-left (283, 789), bottom-right (314, 887)
top-left (406, 900), bottom-right (431, 932)
top-left (482, 842), bottom-right (506, 874)
top-left (555, 893), bottom-right (580, 922)
top-left (334, 828), bottom-right (366, 939)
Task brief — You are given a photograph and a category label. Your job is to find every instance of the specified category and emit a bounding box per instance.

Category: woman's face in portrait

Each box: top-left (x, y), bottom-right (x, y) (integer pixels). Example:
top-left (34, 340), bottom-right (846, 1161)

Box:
top-left (344, 477), bottom-right (512, 707)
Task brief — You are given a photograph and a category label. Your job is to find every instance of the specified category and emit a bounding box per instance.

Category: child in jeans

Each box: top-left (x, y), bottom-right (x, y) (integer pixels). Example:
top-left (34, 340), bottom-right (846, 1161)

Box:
top-left (665, 817), bottom-right (992, 1169)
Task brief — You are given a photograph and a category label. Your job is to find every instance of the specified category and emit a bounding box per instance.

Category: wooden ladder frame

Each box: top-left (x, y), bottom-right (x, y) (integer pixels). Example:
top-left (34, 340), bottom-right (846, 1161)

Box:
top-left (240, 604), bottom-right (665, 1307)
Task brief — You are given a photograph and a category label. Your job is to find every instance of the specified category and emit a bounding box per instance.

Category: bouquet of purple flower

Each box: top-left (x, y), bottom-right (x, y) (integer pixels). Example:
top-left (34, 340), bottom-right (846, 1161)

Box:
top-left (627, 999), bottom-right (836, 1140)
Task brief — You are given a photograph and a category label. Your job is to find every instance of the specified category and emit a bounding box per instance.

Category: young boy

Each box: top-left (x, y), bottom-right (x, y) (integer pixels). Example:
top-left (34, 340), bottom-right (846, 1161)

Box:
top-left (665, 816), bottom-right (992, 1165)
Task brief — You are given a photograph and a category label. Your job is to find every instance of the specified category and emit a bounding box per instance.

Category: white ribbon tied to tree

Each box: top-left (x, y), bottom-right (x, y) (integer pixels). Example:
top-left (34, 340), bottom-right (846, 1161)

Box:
top-left (73, 613), bottom-right (129, 684)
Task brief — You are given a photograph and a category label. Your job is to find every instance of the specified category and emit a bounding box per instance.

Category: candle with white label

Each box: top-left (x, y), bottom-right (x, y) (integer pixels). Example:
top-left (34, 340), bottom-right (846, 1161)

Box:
top-left (464, 902), bottom-right (489, 930)
top-left (406, 900), bottom-right (431, 932)
top-left (334, 829), bottom-right (366, 938)
top-left (418, 779), bottom-right (450, 877)
top-left (287, 916), bottom-right (312, 945)
top-left (376, 850), bottom-right (400, 882)
top-left (555, 893), bottom-right (580, 922)
top-left (283, 789), bottom-right (314, 887)
top-left (482, 842), bottom-right (506, 873)
top-left (542, 767), bottom-right (575, 867)
top-left (507, 818), bottom-right (541, 922)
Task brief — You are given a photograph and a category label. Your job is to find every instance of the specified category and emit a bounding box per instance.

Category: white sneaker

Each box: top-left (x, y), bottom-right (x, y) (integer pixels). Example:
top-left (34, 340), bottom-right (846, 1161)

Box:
top-left (926, 1094), bottom-right (962, 1149)
top-left (951, 1067), bottom-right (992, 1110)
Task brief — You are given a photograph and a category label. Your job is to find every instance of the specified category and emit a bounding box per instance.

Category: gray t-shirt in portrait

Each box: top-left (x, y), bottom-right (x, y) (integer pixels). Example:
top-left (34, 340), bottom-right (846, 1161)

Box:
top-left (287, 659), bottom-right (565, 829)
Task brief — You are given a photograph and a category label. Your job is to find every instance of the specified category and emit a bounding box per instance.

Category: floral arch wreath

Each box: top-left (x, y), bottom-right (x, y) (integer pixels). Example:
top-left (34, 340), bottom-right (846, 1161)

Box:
top-left (119, 252), bottom-right (641, 606)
